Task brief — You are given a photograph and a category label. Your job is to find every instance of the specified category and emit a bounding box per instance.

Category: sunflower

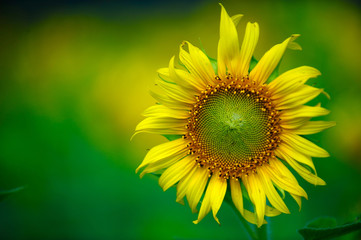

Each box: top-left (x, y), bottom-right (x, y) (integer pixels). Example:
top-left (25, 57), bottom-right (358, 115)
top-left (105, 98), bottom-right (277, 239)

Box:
top-left (134, 5), bottom-right (334, 227)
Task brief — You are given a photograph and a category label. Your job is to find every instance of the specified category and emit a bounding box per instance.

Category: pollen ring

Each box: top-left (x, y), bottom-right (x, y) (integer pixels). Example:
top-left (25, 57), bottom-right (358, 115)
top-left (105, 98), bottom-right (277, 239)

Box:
top-left (184, 76), bottom-right (281, 179)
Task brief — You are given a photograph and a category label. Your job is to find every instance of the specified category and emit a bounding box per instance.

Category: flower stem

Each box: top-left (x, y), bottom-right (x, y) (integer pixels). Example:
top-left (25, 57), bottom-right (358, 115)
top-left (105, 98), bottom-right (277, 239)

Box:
top-left (226, 194), bottom-right (270, 240)
top-left (227, 200), bottom-right (258, 240)
top-left (257, 222), bottom-right (268, 240)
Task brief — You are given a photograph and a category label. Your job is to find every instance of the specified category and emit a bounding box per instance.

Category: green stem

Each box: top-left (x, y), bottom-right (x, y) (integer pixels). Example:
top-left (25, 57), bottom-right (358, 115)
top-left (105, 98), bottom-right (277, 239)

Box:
top-left (226, 194), bottom-right (270, 240)
top-left (227, 200), bottom-right (258, 240)
top-left (257, 222), bottom-right (268, 240)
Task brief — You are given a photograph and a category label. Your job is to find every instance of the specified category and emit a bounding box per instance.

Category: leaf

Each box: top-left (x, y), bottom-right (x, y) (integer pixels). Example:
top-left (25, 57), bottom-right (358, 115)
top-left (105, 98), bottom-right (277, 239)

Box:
top-left (306, 217), bottom-right (337, 228)
top-left (266, 56), bottom-right (282, 83)
top-left (162, 134), bottom-right (182, 141)
top-left (298, 216), bottom-right (361, 240)
top-left (0, 186), bottom-right (25, 201)
top-left (249, 56), bottom-right (258, 72)
top-left (208, 57), bottom-right (218, 74)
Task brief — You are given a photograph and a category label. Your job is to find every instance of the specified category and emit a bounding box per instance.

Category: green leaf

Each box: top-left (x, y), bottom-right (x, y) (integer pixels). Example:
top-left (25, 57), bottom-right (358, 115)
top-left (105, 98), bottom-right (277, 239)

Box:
top-left (306, 217), bottom-right (337, 228)
top-left (298, 216), bottom-right (361, 240)
top-left (0, 186), bottom-right (24, 201)
top-left (266, 58), bottom-right (281, 83)
top-left (249, 56), bottom-right (258, 72)
top-left (208, 57), bottom-right (218, 74)
top-left (162, 134), bottom-right (182, 141)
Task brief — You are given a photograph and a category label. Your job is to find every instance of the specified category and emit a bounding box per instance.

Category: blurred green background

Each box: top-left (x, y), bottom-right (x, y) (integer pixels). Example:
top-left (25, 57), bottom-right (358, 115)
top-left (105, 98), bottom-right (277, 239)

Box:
top-left (0, 0), bottom-right (361, 239)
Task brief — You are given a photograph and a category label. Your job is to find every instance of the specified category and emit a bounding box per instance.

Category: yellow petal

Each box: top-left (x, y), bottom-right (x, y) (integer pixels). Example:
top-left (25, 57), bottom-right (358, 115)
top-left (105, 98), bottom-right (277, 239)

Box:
top-left (278, 143), bottom-right (316, 173)
top-left (231, 14), bottom-right (243, 26)
top-left (155, 78), bottom-right (196, 104)
top-left (193, 173), bottom-right (226, 224)
top-left (281, 117), bottom-right (310, 130)
top-left (250, 34), bottom-right (301, 85)
top-left (258, 168), bottom-right (290, 214)
top-left (133, 117), bottom-right (187, 138)
top-left (139, 151), bottom-right (188, 178)
top-left (186, 167), bottom-right (209, 213)
top-left (159, 155), bottom-right (196, 191)
top-left (176, 166), bottom-right (197, 204)
top-left (193, 173), bottom-right (216, 224)
top-left (280, 132), bottom-right (330, 158)
top-left (268, 66), bottom-right (321, 97)
top-left (217, 4), bottom-right (241, 79)
top-left (239, 22), bottom-right (259, 77)
top-left (167, 56), bottom-right (205, 91)
top-left (136, 138), bottom-right (189, 172)
top-left (142, 105), bottom-right (189, 119)
top-left (230, 178), bottom-right (244, 215)
top-left (280, 104), bottom-right (330, 120)
top-left (179, 41), bottom-right (215, 86)
top-left (242, 174), bottom-right (266, 227)
top-left (230, 178), bottom-right (268, 225)
top-left (264, 158), bottom-right (308, 198)
top-left (293, 121), bottom-right (336, 135)
top-left (210, 176), bottom-right (227, 224)
top-left (265, 205), bottom-right (282, 217)
top-left (274, 85), bottom-right (324, 110)
top-left (150, 90), bottom-right (190, 110)
top-left (290, 193), bottom-right (302, 211)
top-left (276, 149), bottom-right (326, 186)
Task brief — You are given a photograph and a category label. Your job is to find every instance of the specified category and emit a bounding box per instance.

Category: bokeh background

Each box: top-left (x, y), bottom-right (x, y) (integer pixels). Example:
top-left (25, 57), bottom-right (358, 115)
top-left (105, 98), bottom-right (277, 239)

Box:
top-left (1, 0), bottom-right (361, 239)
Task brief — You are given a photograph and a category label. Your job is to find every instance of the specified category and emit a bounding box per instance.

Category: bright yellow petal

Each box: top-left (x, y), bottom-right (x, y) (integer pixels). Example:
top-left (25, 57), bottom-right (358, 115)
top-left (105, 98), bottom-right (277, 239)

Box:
top-left (176, 166), bottom-right (197, 205)
top-left (217, 4), bottom-right (241, 79)
top-left (133, 117), bottom-right (187, 138)
top-left (274, 85), bottom-right (324, 110)
top-left (139, 151), bottom-right (188, 178)
top-left (293, 121), bottom-right (336, 135)
top-left (280, 104), bottom-right (330, 120)
top-left (264, 158), bottom-right (308, 198)
top-left (230, 178), bottom-right (268, 225)
top-left (278, 143), bottom-right (316, 173)
top-left (239, 22), bottom-right (259, 77)
top-left (193, 173), bottom-right (226, 224)
top-left (281, 117), bottom-right (310, 130)
top-left (276, 149), bottom-right (326, 186)
top-left (150, 90), bottom-right (190, 110)
top-left (142, 105), bottom-right (189, 119)
top-left (193, 174), bottom-right (216, 224)
top-left (163, 56), bottom-right (205, 91)
top-left (210, 176), bottom-right (227, 224)
top-left (155, 78), bottom-right (196, 104)
top-left (281, 132), bottom-right (329, 158)
top-left (268, 66), bottom-right (321, 97)
top-left (242, 174), bottom-right (266, 227)
top-left (159, 155), bottom-right (196, 191)
top-left (136, 138), bottom-right (189, 172)
top-left (250, 34), bottom-right (301, 85)
top-left (230, 178), bottom-right (244, 215)
top-left (179, 41), bottom-right (215, 86)
top-left (258, 168), bottom-right (290, 214)
top-left (186, 167), bottom-right (209, 213)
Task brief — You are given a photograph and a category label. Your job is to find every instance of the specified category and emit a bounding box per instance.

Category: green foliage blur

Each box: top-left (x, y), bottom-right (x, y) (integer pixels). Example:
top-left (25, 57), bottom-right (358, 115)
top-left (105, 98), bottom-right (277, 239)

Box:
top-left (0, 0), bottom-right (361, 239)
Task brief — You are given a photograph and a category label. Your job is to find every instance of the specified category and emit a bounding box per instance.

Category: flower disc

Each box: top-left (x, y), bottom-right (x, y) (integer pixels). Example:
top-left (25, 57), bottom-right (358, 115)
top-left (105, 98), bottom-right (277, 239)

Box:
top-left (186, 80), bottom-right (281, 178)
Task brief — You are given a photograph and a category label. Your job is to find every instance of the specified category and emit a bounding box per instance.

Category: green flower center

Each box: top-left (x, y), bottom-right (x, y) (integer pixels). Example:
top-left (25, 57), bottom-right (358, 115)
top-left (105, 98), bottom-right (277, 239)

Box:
top-left (186, 80), bottom-right (281, 178)
top-left (195, 89), bottom-right (269, 165)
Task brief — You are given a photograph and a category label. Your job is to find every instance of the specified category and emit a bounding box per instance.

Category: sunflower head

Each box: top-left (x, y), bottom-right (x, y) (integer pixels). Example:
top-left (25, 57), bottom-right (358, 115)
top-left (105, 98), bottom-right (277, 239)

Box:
top-left (134, 4), bottom-right (335, 227)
